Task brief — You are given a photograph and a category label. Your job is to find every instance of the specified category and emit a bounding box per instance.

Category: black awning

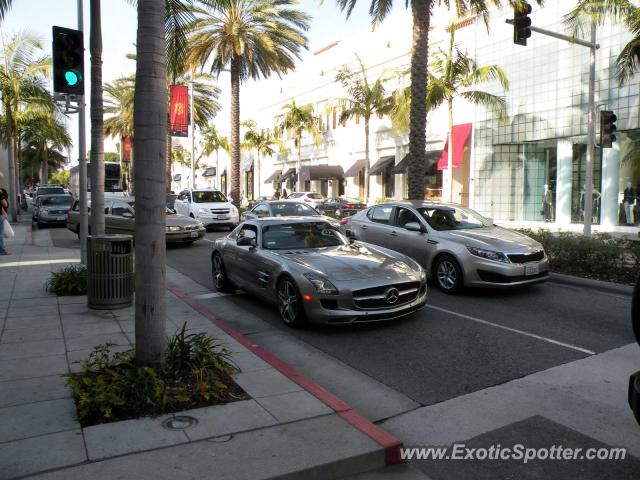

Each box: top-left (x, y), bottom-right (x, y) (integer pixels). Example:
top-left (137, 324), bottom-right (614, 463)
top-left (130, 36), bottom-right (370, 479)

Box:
top-left (202, 167), bottom-right (216, 177)
top-left (172, 174), bottom-right (182, 182)
top-left (264, 169), bottom-right (282, 184)
top-left (299, 165), bottom-right (344, 182)
top-left (393, 150), bottom-right (441, 174)
top-left (243, 158), bottom-right (254, 172)
top-left (369, 156), bottom-right (395, 176)
top-left (280, 168), bottom-right (297, 181)
top-left (344, 159), bottom-right (366, 177)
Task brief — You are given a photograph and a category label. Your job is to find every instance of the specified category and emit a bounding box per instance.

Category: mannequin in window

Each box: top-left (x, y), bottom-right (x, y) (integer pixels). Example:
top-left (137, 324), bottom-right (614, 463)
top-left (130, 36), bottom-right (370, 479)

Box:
top-left (543, 184), bottom-right (552, 222)
top-left (624, 181), bottom-right (636, 225)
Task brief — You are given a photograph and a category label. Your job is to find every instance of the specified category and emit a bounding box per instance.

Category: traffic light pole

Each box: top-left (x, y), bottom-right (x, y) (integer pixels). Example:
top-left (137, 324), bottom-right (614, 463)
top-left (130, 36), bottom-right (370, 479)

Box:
top-left (77, 0), bottom-right (88, 263)
top-left (507, 18), bottom-right (599, 236)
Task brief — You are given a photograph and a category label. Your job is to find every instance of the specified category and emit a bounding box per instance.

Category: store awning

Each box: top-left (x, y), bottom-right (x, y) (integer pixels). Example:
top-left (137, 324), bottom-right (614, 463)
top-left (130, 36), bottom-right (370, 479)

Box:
top-left (264, 169), bottom-right (282, 184)
top-left (369, 156), bottom-right (395, 176)
top-left (437, 123), bottom-right (472, 170)
top-left (243, 158), bottom-right (254, 172)
top-left (172, 174), bottom-right (182, 182)
top-left (344, 159), bottom-right (366, 177)
top-left (202, 167), bottom-right (216, 177)
top-left (393, 150), bottom-right (441, 174)
top-left (299, 165), bottom-right (344, 182)
top-left (280, 168), bottom-right (296, 181)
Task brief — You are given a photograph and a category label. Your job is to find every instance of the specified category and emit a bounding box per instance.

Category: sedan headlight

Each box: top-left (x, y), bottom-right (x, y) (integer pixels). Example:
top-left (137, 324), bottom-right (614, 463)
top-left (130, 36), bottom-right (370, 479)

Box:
top-left (166, 226), bottom-right (182, 232)
top-left (230, 205), bottom-right (239, 215)
top-left (198, 208), bottom-right (209, 214)
top-left (419, 268), bottom-right (427, 283)
top-left (303, 272), bottom-right (339, 295)
top-left (466, 246), bottom-right (510, 263)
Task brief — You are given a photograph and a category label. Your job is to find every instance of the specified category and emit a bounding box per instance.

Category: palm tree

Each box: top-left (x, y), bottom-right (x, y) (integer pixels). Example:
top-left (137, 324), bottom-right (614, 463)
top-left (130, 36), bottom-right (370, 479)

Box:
top-left (0, 32), bottom-right (51, 221)
top-left (334, 0), bottom-right (543, 200)
top-left (334, 54), bottom-right (393, 203)
top-left (187, 0), bottom-right (311, 205)
top-left (391, 23), bottom-right (508, 201)
top-left (275, 100), bottom-right (321, 191)
top-left (0, 1), bottom-right (12, 20)
top-left (133, 0), bottom-right (168, 366)
top-left (243, 120), bottom-right (284, 198)
top-left (90, 0), bottom-right (106, 235)
top-left (199, 122), bottom-right (229, 189)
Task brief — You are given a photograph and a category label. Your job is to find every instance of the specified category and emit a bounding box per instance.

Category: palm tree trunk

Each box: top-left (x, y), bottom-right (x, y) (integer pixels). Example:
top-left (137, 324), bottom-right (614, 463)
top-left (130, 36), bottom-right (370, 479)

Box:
top-left (90, 0), bottom-right (105, 235)
top-left (407, 0), bottom-right (431, 200)
top-left (446, 100), bottom-right (454, 202)
top-left (166, 131), bottom-right (172, 193)
top-left (230, 57), bottom-right (241, 206)
top-left (7, 136), bottom-right (16, 221)
top-left (256, 150), bottom-right (260, 198)
top-left (133, 0), bottom-right (167, 366)
top-left (41, 148), bottom-right (48, 187)
top-left (215, 148), bottom-right (219, 190)
top-left (297, 140), bottom-right (302, 192)
top-left (364, 119), bottom-right (370, 204)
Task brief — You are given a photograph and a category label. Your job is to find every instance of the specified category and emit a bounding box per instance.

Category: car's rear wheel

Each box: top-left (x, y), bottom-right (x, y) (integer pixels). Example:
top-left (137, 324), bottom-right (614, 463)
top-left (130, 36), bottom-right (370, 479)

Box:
top-left (211, 253), bottom-right (234, 293)
top-left (434, 255), bottom-right (463, 294)
top-left (277, 276), bottom-right (306, 328)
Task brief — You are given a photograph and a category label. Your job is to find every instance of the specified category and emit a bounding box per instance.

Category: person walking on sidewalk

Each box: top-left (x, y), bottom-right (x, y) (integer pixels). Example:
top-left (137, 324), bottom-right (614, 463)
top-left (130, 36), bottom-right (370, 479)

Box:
top-left (0, 188), bottom-right (9, 255)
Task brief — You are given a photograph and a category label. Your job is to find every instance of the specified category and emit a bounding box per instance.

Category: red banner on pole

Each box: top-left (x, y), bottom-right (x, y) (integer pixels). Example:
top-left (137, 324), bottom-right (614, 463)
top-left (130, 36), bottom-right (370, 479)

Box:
top-left (170, 85), bottom-right (189, 137)
top-left (122, 136), bottom-right (132, 162)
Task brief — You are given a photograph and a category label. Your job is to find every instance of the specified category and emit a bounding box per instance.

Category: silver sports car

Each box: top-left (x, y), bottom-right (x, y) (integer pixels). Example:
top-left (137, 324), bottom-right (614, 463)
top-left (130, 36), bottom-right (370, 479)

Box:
top-left (210, 217), bottom-right (428, 327)
top-left (343, 201), bottom-right (549, 293)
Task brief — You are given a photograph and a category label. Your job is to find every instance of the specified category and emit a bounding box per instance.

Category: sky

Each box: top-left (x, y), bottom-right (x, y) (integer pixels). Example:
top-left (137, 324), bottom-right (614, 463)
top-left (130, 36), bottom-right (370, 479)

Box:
top-left (3, 0), bottom-right (407, 166)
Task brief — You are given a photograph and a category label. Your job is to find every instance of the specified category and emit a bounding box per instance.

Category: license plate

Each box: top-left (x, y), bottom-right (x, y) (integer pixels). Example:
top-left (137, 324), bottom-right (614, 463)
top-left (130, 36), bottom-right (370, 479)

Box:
top-left (190, 231), bottom-right (199, 238)
top-left (56, 216), bottom-right (67, 221)
top-left (525, 264), bottom-right (539, 276)
top-left (216, 215), bottom-right (228, 220)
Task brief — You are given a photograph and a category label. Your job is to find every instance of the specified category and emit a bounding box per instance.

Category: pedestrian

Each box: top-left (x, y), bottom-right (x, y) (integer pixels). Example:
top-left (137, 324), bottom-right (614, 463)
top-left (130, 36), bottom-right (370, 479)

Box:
top-left (282, 188), bottom-right (288, 199)
top-left (0, 188), bottom-right (9, 255)
top-left (274, 190), bottom-right (281, 200)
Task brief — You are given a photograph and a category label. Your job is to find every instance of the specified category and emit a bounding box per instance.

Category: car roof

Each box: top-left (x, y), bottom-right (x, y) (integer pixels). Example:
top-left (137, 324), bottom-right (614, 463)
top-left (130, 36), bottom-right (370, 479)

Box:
top-left (246, 216), bottom-right (332, 225)
top-left (38, 193), bottom-right (72, 198)
top-left (376, 200), bottom-right (463, 209)
top-left (261, 200), bottom-right (313, 205)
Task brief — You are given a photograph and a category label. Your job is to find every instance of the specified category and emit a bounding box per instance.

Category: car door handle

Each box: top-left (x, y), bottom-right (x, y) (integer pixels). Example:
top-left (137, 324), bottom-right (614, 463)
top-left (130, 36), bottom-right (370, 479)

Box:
top-left (390, 231), bottom-right (398, 237)
top-left (361, 225), bottom-right (367, 230)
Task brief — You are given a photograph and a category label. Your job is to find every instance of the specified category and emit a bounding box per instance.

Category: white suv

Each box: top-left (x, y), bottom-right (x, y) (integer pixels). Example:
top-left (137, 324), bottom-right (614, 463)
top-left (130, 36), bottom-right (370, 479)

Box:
top-left (283, 192), bottom-right (325, 208)
top-left (174, 189), bottom-right (239, 230)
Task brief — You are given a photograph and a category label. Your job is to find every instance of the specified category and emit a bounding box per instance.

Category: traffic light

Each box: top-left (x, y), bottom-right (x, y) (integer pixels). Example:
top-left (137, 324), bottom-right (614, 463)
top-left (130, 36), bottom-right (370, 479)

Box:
top-left (52, 26), bottom-right (84, 95)
top-left (514, 2), bottom-right (532, 46)
top-left (600, 110), bottom-right (617, 148)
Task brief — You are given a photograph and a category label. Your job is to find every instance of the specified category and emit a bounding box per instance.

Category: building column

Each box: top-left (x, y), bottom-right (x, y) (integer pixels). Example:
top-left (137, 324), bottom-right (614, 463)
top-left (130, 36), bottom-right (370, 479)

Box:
top-left (600, 143), bottom-right (620, 227)
top-left (555, 139), bottom-right (573, 225)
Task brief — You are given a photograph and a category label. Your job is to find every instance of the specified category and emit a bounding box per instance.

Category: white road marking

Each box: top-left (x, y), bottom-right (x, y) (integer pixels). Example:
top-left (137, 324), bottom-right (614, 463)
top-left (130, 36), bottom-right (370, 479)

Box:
top-left (426, 304), bottom-right (596, 356)
top-left (192, 291), bottom-right (244, 299)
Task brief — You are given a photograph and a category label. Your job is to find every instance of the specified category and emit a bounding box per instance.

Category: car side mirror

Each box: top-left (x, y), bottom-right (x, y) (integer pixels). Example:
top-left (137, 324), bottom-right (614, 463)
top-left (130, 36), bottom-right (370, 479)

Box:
top-left (122, 211), bottom-right (134, 219)
top-left (237, 236), bottom-right (257, 248)
top-left (405, 222), bottom-right (424, 233)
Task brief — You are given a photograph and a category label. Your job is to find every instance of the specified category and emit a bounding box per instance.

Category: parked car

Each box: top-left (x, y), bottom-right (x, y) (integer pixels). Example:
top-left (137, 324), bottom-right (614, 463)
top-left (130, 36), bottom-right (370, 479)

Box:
top-left (174, 188), bottom-right (239, 230)
top-left (34, 185), bottom-right (65, 204)
top-left (246, 196), bottom-right (273, 210)
top-left (210, 217), bottom-right (427, 326)
top-left (343, 201), bottom-right (549, 293)
top-left (282, 191), bottom-right (325, 208)
top-left (66, 196), bottom-right (205, 244)
top-left (318, 197), bottom-right (367, 217)
top-left (166, 194), bottom-right (178, 212)
top-left (242, 201), bottom-right (322, 221)
top-left (33, 194), bottom-right (74, 227)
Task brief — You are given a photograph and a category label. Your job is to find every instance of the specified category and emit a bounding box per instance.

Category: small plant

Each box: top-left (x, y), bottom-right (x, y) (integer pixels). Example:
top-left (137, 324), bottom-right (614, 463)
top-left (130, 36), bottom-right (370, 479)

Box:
top-left (65, 324), bottom-right (246, 426)
top-left (47, 264), bottom-right (87, 295)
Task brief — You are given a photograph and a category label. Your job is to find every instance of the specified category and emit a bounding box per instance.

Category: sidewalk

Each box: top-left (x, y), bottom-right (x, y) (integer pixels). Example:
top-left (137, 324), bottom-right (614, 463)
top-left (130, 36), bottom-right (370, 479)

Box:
top-left (0, 222), bottom-right (403, 480)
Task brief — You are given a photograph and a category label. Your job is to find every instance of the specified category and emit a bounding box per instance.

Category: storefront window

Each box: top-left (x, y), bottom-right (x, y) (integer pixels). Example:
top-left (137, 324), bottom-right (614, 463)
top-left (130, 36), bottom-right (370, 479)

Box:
top-left (617, 131), bottom-right (640, 225)
top-left (571, 144), bottom-right (602, 225)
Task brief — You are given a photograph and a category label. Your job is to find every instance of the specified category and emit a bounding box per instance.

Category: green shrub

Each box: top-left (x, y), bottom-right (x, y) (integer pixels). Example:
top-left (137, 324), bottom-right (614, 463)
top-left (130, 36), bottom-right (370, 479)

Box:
top-left (47, 264), bottom-right (87, 295)
top-left (66, 324), bottom-right (246, 426)
top-left (517, 229), bottom-right (639, 284)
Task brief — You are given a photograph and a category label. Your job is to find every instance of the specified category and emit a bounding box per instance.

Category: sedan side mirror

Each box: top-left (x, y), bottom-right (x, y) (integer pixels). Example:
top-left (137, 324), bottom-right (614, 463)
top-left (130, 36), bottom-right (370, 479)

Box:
top-left (404, 222), bottom-right (424, 233)
top-left (237, 236), bottom-right (257, 248)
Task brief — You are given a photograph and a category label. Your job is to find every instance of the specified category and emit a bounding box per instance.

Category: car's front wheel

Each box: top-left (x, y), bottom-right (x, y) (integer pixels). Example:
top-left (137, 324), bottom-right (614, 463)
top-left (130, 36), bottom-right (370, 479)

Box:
top-left (211, 253), bottom-right (234, 293)
top-left (434, 255), bottom-right (463, 294)
top-left (277, 276), bottom-right (306, 328)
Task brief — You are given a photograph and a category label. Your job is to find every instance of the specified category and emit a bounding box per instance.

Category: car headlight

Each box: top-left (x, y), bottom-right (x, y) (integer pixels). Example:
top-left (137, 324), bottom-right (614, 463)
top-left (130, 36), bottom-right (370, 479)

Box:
top-left (166, 226), bottom-right (182, 232)
top-left (466, 246), bottom-right (510, 263)
top-left (303, 272), bottom-right (339, 295)
top-left (419, 268), bottom-right (427, 283)
top-left (198, 208), bottom-right (209, 214)
top-left (230, 205), bottom-right (239, 215)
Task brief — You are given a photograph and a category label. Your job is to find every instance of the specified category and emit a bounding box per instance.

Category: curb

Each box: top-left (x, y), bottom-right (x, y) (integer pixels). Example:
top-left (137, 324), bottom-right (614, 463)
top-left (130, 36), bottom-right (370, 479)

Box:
top-left (166, 282), bottom-right (404, 466)
top-left (549, 272), bottom-right (634, 296)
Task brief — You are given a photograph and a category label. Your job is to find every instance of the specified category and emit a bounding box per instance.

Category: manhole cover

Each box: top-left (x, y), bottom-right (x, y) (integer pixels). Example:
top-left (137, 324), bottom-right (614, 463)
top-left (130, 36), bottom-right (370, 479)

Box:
top-left (162, 415), bottom-right (198, 430)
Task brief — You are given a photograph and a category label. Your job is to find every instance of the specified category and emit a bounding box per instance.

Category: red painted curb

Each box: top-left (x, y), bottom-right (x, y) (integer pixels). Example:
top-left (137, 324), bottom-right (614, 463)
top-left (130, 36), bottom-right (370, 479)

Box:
top-left (166, 282), bottom-right (404, 466)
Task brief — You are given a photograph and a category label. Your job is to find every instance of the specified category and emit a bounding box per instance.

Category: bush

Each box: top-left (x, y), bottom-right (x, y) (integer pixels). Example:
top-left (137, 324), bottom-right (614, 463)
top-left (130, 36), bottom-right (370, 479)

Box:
top-left (47, 264), bottom-right (87, 295)
top-left (66, 323), bottom-right (247, 426)
top-left (517, 229), bottom-right (640, 285)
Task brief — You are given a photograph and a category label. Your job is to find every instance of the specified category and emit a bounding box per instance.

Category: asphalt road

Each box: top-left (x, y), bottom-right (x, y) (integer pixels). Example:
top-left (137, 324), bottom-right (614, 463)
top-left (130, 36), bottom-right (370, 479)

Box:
top-left (48, 225), bottom-right (632, 407)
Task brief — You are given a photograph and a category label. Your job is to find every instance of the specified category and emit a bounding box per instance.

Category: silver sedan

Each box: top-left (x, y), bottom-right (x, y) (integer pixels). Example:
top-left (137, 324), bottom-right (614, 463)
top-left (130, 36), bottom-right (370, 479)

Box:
top-left (210, 217), bottom-right (428, 327)
top-left (343, 201), bottom-right (549, 293)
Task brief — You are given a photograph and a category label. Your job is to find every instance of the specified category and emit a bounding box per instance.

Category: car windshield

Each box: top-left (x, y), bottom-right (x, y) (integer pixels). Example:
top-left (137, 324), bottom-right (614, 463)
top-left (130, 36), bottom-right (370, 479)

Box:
top-left (37, 187), bottom-right (64, 196)
top-left (262, 222), bottom-right (348, 250)
top-left (192, 190), bottom-right (227, 203)
top-left (418, 206), bottom-right (491, 231)
top-left (269, 202), bottom-right (319, 216)
top-left (40, 195), bottom-right (73, 206)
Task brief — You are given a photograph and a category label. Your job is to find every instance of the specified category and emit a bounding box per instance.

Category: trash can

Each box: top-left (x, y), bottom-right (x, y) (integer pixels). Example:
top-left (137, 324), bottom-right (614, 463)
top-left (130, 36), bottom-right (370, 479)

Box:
top-left (87, 234), bottom-right (134, 310)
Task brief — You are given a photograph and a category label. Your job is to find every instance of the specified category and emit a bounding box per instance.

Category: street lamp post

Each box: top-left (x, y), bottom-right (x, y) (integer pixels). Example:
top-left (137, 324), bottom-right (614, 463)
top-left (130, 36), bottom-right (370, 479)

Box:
top-left (77, 0), bottom-right (88, 263)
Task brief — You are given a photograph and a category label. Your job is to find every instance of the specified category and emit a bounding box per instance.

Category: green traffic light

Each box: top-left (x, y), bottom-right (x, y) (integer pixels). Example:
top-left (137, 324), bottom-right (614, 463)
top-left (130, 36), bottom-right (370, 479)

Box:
top-left (65, 70), bottom-right (79, 86)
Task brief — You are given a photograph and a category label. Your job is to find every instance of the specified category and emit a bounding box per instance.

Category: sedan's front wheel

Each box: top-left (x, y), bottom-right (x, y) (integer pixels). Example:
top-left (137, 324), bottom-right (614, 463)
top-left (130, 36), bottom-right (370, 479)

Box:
top-left (277, 276), bottom-right (306, 328)
top-left (434, 255), bottom-right (463, 294)
top-left (211, 253), bottom-right (234, 293)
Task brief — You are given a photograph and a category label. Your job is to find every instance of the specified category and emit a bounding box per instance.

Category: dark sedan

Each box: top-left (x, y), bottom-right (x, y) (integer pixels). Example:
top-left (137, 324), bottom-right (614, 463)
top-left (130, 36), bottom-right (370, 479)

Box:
top-left (318, 197), bottom-right (367, 217)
